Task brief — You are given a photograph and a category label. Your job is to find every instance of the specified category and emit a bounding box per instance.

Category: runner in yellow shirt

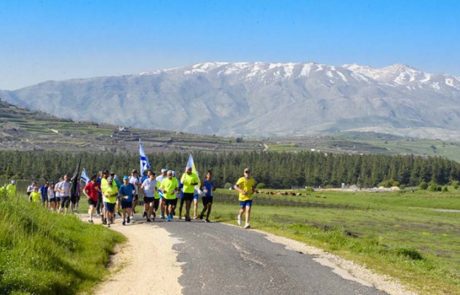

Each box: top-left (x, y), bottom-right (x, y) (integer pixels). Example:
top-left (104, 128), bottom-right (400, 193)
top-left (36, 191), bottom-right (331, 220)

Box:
top-left (101, 170), bottom-right (119, 227)
top-left (180, 167), bottom-right (200, 222)
top-left (234, 168), bottom-right (257, 229)
top-left (160, 170), bottom-right (179, 222)
top-left (30, 187), bottom-right (41, 203)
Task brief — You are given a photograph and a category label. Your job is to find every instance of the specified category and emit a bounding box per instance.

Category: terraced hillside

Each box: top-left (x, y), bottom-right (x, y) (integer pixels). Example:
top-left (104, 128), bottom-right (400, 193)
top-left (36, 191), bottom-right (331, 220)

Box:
top-left (0, 100), bottom-right (264, 153)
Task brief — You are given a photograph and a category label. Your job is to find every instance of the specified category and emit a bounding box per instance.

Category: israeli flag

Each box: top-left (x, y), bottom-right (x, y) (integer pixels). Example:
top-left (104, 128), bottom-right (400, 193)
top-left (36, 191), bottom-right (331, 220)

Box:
top-left (139, 140), bottom-right (151, 175)
top-left (80, 168), bottom-right (90, 184)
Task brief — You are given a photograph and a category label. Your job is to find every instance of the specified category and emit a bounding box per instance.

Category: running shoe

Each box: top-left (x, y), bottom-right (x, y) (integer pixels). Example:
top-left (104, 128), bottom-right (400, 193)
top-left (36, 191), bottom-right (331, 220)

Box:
top-left (237, 215), bottom-right (241, 226)
top-left (244, 224), bottom-right (251, 229)
top-left (143, 211), bottom-right (147, 218)
top-left (185, 216), bottom-right (191, 222)
top-left (146, 218), bottom-right (151, 223)
top-left (122, 220), bottom-right (126, 226)
top-left (205, 219), bottom-right (210, 223)
top-left (167, 215), bottom-right (171, 222)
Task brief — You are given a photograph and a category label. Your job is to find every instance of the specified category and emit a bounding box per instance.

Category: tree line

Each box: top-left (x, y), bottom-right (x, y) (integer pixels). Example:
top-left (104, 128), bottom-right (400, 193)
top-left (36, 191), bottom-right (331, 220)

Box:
top-left (0, 151), bottom-right (459, 188)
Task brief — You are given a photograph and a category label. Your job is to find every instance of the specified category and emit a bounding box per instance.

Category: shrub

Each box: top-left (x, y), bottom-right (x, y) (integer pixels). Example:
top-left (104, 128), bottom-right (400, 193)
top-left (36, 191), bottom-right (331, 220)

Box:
top-left (419, 181), bottom-right (428, 190)
top-left (256, 183), bottom-right (266, 189)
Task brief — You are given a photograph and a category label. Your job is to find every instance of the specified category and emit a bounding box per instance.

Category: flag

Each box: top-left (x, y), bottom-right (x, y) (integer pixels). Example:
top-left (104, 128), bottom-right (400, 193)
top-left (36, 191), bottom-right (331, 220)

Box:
top-left (186, 154), bottom-right (202, 195)
top-left (80, 168), bottom-right (90, 184)
top-left (71, 158), bottom-right (81, 198)
top-left (139, 139), bottom-right (151, 175)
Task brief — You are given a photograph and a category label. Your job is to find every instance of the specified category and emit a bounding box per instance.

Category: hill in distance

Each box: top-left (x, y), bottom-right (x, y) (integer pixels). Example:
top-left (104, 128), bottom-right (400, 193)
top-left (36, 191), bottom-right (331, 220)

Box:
top-left (1, 62), bottom-right (460, 140)
top-left (2, 100), bottom-right (460, 162)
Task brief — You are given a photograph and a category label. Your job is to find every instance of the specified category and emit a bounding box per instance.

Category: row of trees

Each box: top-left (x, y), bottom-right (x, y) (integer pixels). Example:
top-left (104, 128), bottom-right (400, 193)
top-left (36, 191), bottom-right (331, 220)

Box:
top-left (0, 151), bottom-right (459, 188)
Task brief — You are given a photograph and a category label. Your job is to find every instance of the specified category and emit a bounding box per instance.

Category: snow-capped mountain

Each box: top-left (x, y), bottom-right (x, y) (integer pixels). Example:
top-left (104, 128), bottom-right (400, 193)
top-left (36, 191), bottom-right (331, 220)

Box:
top-left (1, 62), bottom-right (460, 139)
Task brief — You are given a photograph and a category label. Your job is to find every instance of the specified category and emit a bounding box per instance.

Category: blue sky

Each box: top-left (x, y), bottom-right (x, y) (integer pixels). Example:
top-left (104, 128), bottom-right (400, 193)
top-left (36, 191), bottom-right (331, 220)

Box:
top-left (0, 0), bottom-right (459, 89)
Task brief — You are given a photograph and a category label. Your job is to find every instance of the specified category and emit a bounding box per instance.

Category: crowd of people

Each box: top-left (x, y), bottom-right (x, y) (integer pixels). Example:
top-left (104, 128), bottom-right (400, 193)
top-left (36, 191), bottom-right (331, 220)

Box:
top-left (10, 167), bottom-right (257, 229)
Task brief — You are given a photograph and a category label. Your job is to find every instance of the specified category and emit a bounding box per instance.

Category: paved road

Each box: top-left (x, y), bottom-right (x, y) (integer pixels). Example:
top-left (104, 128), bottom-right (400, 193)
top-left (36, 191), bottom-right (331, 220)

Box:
top-left (160, 220), bottom-right (387, 295)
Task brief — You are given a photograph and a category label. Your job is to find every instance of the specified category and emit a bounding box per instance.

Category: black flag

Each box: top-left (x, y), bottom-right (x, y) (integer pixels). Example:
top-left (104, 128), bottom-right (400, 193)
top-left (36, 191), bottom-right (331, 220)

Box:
top-left (71, 157), bottom-right (82, 199)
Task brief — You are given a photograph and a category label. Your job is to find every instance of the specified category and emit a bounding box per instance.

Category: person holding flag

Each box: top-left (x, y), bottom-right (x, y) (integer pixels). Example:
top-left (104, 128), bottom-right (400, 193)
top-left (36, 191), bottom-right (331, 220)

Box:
top-left (180, 166), bottom-right (200, 222)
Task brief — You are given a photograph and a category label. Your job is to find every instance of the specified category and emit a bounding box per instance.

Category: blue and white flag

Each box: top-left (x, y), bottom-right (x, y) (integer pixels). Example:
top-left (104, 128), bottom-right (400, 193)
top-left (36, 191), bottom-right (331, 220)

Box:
top-left (139, 139), bottom-right (151, 175)
top-left (80, 168), bottom-right (90, 183)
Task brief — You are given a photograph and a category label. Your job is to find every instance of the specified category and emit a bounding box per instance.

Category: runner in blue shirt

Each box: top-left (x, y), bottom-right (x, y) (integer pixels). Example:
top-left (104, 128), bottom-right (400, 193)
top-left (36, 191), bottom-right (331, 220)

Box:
top-left (118, 176), bottom-right (135, 225)
top-left (199, 170), bottom-right (216, 222)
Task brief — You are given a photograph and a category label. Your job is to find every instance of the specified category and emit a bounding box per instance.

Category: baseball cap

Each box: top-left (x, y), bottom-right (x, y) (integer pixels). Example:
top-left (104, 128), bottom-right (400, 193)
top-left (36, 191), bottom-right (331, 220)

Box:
top-left (161, 168), bottom-right (167, 173)
top-left (123, 176), bottom-right (129, 180)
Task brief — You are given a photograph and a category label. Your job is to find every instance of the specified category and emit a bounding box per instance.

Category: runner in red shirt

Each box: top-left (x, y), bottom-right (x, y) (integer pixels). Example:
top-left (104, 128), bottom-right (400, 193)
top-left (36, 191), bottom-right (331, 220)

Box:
top-left (83, 174), bottom-right (100, 223)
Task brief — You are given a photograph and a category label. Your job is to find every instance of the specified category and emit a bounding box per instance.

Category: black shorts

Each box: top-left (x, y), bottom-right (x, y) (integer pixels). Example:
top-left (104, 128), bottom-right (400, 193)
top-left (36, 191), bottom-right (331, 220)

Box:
top-left (48, 197), bottom-right (57, 203)
top-left (153, 198), bottom-right (160, 211)
top-left (88, 199), bottom-right (97, 206)
top-left (121, 200), bottom-right (132, 209)
top-left (144, 196), bottom-right (155, 203)
top-left (165, 199), bottom-right (177, 206)
top-left (182, 193), bottom-right (194, 201)
top-left (60, 196), bottom-right (70, 208)
top-left (202, 196), bottom-right (213, 206)
top-left (70, 195), bottom-right (78, 204)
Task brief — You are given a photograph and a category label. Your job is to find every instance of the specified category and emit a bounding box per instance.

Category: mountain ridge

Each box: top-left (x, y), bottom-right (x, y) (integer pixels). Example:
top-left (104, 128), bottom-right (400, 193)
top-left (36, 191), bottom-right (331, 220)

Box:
top-left (1, 61), bottom-right (460, 139)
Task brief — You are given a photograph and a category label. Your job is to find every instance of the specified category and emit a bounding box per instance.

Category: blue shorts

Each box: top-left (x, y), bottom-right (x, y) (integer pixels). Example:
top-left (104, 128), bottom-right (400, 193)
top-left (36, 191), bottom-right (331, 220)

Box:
top-left (239, 200), bottom-right (253, 207)
top-left (193, 193), bottom-right (199, 201)
top-left (104, 202), bottom-right (115, 213)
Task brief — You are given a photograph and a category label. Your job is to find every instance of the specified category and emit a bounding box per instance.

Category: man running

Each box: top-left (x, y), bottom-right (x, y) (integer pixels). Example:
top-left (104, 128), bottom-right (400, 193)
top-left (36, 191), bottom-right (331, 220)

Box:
top-left (119, 176), bottom-right (135, 225)
top-left (129, 169), bottom-right (140, 215)
top-left (156, 168), bottom-right (167, 219)
top-left (30, 186), bottom-right (41, 203)
top-left (200, 170), bottom-right (216, 222)
top-left (180, 166), bottom-right (200, 222)
top-left (59, 175), bottom-right (71, 214)
top-left (39, 181), bottom-right (49, 208)
top-left (160, 170), bottom-right (179, 222)
top-left (234, 168), bottom-right (257, 229)
top-left (141, 170), bottom-right (157, 222)
top-left (101, 170), bottom-right (118, 227)
top-left (83, 175), bottom-right (99, 223)
top-left (6, 180), bottom-right (16, 198)
top-left (47, 182), bottom-right (57, 211)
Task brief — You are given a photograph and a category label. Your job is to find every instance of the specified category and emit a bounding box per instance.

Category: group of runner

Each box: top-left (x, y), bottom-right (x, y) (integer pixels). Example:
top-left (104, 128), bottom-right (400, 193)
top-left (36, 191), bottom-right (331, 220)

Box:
top-left (26, 174), bottom-right (81, 214)
top-left (82, 167), bottom-right (220, 227)
top-left (3, 166), bottom-right (257, 229)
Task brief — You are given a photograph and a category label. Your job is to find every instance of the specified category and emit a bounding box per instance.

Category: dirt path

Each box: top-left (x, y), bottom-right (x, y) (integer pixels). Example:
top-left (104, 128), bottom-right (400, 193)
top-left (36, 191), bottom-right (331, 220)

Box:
top-left (83, 215), bottom-right (182, 295)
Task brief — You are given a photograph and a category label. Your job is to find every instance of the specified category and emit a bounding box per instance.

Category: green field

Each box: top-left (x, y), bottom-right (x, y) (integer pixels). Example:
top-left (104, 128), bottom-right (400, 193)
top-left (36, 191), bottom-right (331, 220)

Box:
top-left (210, 189), bottom-right (460, 295)
top-left (0, 194), bottom-right (125, 295)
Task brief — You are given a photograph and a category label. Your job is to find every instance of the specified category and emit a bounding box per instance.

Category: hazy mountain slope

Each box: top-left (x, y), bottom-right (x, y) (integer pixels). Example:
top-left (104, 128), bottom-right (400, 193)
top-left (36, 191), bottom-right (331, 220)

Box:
top-left (2, 62), bottom-right (460, 139)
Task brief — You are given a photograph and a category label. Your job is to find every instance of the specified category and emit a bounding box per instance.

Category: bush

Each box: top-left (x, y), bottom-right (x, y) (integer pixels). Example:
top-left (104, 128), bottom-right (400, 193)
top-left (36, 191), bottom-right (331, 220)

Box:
top-left (379, 179), bottom-right (400, 188)
top-left (428, 182), bottom-right (441, 192)
top-left (419, 181), bottom-right (428, 190)
top-left (452, 180), bottom-right (459, 190)
top-left (305, 187), bottom-right (314, 193)
top-left (256, 183), bottom-right (266, 189)
top-left (224, 182), bottom-right (233, 189)
top-left (442, 186), bottom-right (449, 192)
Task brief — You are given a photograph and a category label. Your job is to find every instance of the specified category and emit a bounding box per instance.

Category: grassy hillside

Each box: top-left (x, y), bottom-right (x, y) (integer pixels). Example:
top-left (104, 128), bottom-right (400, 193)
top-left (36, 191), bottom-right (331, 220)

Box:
top-left (212, 189), bottom-right (460, 295)
top-left (0, 193), bottom-right (124, 295)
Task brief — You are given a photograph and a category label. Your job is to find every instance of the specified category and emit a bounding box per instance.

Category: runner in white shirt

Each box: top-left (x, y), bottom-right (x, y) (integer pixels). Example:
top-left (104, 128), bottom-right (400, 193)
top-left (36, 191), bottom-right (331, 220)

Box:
top-left (141, 170), bottom-right (157, 222)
